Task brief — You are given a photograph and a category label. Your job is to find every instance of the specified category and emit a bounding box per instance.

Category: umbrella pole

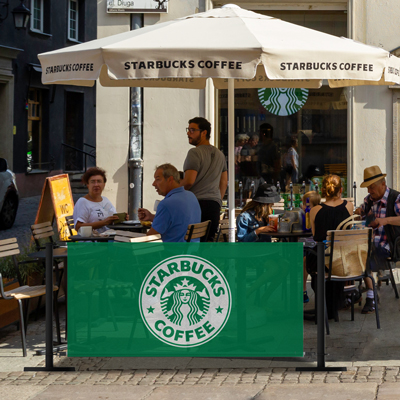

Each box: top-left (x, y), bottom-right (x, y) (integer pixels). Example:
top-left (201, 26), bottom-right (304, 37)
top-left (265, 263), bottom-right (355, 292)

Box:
top-left (228, 79), bottom-right (235, 242)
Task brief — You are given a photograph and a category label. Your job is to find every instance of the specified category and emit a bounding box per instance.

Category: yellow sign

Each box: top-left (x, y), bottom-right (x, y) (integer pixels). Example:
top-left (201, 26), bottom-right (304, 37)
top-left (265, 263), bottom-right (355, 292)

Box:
top-left (35, 174), bottom-right (75, 241)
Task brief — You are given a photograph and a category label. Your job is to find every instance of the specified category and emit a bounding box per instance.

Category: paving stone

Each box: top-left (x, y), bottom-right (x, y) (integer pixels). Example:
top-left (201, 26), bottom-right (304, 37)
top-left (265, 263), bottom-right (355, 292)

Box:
top-left (30, 385), bottom-right (155, 399)
top-left (378, 383), bottom-right (400, 399)
top-left (257, 383), bottom-right (377, 399)
top-left (147, 385), bottom-right (265, 399)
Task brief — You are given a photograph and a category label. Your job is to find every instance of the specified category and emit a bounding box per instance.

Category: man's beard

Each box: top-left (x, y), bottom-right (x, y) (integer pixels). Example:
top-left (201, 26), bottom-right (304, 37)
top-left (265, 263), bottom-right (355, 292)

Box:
top-left (189, 133), bottom-right (201, 146)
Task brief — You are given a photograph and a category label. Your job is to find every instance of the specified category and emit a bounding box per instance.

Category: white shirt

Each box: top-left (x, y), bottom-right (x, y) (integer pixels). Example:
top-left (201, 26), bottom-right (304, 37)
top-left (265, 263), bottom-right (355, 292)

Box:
top-left (73, 197), bottom-right (116, 233)
top-left (284, 147), bottom-right (299, 169)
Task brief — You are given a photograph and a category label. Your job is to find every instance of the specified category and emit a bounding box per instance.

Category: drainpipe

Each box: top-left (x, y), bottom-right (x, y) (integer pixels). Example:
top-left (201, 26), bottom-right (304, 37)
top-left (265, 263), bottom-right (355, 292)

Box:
top-left (347, 0), bottom-right (355, 203)
top-left (128, 14), bottom-right (144, 220)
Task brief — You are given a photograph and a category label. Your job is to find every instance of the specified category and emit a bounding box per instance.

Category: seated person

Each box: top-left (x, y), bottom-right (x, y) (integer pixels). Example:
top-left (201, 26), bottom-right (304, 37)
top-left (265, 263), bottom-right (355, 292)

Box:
top-left (301, 191), bottom-right (321, 303)
top-left (355, 165), bottom-right (400, 314)
top-left (138, 163), bottom-right (201, 242)
top-left (73, 167), bottom-right (128, 234)
top-left (236, 183), bottom-right (280, 242)
top-left (307, 174), bottom-right (353, 318)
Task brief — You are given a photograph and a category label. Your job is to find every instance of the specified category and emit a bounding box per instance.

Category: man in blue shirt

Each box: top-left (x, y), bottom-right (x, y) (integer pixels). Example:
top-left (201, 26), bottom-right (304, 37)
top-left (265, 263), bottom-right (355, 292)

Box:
top-left (138, 163), bottom-right (201, 242)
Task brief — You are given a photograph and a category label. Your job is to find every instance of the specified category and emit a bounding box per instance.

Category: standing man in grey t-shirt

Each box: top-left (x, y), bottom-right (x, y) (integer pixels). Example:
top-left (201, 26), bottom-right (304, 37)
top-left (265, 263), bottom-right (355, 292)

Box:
top-left (181, 117), bottom-right (228, 241)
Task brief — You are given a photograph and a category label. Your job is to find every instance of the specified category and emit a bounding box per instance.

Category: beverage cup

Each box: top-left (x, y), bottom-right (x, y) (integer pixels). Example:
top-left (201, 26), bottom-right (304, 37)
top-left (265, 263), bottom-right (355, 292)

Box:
top-left (78, 226), bottom-right (93, 236)
top-left (113, 212), bottom-right (127, 224)
top-left (268, 214), bottom-right (278, 230)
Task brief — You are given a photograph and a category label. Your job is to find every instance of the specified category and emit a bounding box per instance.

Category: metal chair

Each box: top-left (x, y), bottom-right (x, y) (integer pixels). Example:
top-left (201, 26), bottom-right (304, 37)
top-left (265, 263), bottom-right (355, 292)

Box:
top-left (379, 237), bottom-right (400, 299)
top-left (185, 220), bottom-right (211, 242)
top-left (337, 215), bottom-right (399, 299)
top-left (0, 238), bottom-right (60, 356)
top-left (325, 228), bottom-right (380, 329)
top-left (215, 219), bottom-right (236, 242)
top-left (64, 215), bottom-right (77, 238)
top-left (31, 221), bottom-right (61, 250)
top-left (30, 221), bottom-right (65, 311)
top-left (335, 214), bottom-right (362, 230)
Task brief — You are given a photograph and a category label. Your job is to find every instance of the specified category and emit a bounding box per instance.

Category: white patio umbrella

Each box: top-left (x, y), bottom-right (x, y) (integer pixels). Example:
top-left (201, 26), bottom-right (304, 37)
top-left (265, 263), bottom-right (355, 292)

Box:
top-left (38, 4), bottom-right (400, 241)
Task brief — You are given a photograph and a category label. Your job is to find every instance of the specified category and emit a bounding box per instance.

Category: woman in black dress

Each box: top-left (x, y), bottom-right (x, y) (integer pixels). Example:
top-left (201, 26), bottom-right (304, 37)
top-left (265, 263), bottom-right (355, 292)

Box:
top-left (307, 175), bottom-right (353, 318)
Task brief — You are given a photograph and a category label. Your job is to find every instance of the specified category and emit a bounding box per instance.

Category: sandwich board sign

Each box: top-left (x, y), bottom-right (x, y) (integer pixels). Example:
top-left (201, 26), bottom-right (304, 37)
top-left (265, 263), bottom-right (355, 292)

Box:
top-left (35, 174), bottom-right (75, 241)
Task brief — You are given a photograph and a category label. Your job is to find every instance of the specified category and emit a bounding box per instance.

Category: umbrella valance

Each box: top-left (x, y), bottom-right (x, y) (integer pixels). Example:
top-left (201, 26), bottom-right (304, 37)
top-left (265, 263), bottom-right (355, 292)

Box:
top-left (38, 6), bottom-right (400, 88)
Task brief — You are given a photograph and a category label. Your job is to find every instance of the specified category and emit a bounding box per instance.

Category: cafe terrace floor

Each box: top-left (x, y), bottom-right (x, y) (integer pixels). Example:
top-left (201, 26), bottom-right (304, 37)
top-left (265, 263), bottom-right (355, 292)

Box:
top-left (1, 271), bottom-right (400, 372)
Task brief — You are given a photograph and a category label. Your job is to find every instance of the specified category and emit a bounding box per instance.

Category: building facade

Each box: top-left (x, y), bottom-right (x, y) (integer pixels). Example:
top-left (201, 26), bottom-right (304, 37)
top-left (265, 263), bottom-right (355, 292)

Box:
top-left (0, 0), bottom-right (97, 197)
top-left (96, 0), bottom-right (400, 213)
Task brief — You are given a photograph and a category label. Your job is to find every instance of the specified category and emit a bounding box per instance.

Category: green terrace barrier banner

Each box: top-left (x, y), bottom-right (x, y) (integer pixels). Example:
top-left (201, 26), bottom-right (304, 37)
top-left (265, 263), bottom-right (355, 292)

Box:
top-left (67, 242), bottom-right (303, 357)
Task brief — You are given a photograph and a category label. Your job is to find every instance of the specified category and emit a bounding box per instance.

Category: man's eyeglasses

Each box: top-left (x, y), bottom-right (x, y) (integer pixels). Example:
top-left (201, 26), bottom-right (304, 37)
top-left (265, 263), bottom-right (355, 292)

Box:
top-left (89, 179), bottom-right (104, 184)
top-left (186, 128), bottom-right (201, 133)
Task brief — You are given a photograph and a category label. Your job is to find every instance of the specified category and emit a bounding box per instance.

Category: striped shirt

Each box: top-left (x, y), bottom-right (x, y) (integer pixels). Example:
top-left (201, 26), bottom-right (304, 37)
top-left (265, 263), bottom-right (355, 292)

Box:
top-left (360, 187), bottom-right (400, 251)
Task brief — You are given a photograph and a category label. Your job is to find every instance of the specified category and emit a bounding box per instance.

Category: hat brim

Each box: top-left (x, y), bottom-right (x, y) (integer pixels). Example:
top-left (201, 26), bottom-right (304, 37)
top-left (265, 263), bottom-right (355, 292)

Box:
top-left (253, 195), bottom-right (281, 204)
top-left (360, 174), bottom-right (386, 188)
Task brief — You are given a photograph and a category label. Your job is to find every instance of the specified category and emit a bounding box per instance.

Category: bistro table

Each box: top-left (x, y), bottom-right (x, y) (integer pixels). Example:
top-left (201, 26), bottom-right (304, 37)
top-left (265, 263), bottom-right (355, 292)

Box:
top-left (260, 230), bottom-right (317, 323)
top-left (260, 230), bottom-right (313, 242)
top-left (69, 235), bottom-right (113, 242)
top-left (24, 244), bottom-right (74, 371)
top-left (112, 222), bottom-right (148, 233)
top-left (27, 246), bottom-right (70, 357)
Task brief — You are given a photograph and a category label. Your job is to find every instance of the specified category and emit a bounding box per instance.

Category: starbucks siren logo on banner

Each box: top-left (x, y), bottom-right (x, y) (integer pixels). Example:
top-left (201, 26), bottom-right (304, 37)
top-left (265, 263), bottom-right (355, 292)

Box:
top-left (258, 88), bottom-right (309, 116)
top-left (139, 255), bottom-right (231, 347)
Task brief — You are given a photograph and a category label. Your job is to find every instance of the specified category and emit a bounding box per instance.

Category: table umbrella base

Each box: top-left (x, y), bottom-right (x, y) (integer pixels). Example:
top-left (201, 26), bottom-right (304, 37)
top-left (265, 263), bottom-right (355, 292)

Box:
top-left (35, 343), bottom-right (68, 356)
top-left (296, 365), bottom-right (347, 371)
top-left (24, 366), bottom-right (76, 371)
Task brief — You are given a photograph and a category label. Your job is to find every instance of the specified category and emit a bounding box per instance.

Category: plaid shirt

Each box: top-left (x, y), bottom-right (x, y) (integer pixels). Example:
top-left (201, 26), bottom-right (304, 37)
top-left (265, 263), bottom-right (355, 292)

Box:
top-left (360, 187), bottom-right (400, 251)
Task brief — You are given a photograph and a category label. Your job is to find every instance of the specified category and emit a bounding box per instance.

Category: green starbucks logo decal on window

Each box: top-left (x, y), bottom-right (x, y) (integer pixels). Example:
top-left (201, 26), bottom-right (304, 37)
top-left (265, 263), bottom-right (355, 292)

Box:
top-left (139, 255), bottom-right (231, 347)
top-left (258, 88), bottom-right (309, 116)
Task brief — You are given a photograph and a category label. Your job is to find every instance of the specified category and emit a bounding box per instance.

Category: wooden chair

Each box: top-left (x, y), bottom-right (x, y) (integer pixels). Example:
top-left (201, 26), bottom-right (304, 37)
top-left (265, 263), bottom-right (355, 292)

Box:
top-left (64, 215), bottom-right (77, 238)
top-left (336, 215), bottom-right (399, 298)
top-left (325, 228), bottom-right (380, 328)
top-left (185, 220), bottom-right (211, 242)
top-left (0, 238), bottom-right (60, 356)
top-left (272, 199), bottom-right (285, 213)
top-left (335, 214), bottom-right (362, 230)
top-left (215, 219), bottom-right (236, 242)
top-left (324, 163), bottom-right (347, 176)
top-left (31, 221), bottom-right (60, 250)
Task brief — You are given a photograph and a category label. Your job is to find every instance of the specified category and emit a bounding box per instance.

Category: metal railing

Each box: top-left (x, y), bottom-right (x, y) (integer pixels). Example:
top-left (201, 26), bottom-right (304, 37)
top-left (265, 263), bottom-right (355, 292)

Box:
top-left (61, 142), bottom-right (96, 172)
top-left (26, 156), bottom-right (55, 173)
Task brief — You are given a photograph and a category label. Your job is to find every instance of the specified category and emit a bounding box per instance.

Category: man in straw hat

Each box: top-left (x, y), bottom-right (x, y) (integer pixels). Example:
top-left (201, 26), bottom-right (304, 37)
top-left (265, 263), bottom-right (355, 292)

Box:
top-left (355, 166), bottom-right (400, 313)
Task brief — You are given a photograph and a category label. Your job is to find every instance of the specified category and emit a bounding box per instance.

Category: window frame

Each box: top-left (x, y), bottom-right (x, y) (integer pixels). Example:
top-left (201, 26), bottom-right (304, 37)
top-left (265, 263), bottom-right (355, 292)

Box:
top-left (30, 0), bottom-right (44, 33)
top-left (68, 0), bottom-right (79, 42)
top-left (27, 88), bottom-right (43, 171)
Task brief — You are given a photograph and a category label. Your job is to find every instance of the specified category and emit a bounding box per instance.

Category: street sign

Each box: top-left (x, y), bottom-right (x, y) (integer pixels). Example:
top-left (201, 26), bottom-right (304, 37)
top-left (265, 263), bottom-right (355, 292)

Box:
top-left (107, 0), bottom-right (168, 13)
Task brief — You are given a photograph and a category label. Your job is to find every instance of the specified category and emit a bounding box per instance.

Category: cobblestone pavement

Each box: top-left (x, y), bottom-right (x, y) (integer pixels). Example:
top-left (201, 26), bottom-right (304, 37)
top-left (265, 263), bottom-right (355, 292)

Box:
top-left (0, 365), bottom-right (400, 386)
top-left (0, 194), bottom-right (82, 246)
top-left (1, 297), bottom-right (400, 399)
top-left (2, 197), bottom-right (400, 398)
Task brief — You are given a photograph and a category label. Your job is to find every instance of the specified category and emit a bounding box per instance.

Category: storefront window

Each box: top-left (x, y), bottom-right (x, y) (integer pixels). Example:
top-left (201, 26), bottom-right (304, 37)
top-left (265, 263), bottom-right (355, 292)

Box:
top-left (27, 88), bottom-right (42, 172)
top-left (216, 11), bottom-right (348, 204)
